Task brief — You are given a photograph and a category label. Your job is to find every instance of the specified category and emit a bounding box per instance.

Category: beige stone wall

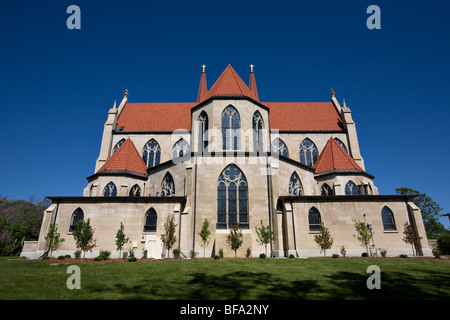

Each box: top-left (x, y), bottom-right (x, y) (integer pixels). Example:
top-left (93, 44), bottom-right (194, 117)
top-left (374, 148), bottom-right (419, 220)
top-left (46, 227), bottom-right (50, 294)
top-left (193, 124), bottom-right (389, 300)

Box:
top-left (36, 200), bottom-right (184, 259)
top-left (192, 155), bottom-right (273, 258)
top-left (280, 198), bottom-right (431, 257)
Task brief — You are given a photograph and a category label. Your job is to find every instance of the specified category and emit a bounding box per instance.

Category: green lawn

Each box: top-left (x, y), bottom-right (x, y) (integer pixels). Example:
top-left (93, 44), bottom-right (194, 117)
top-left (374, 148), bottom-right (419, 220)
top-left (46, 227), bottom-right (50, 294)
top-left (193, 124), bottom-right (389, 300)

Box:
top-left (0, 257), bottom-right (449, 300)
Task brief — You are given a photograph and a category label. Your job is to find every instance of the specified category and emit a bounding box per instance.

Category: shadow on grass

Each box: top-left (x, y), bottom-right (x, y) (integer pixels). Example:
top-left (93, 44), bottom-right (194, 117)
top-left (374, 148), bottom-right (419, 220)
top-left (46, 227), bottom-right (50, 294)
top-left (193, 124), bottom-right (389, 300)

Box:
top-left (186, 271), bottom-right (319, 300)
top-left (85, 267), bottom-right (450, 300)
top-left (324, 269), bottom-right (450, 300)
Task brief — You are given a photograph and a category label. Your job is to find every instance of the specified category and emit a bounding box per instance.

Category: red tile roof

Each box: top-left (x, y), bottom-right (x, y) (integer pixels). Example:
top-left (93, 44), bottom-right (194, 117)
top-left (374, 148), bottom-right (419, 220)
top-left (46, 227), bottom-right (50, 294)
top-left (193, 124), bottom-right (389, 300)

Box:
top-left (97, 138), bottom-right (148, 176)
top-left (116, 102), bottom-right (196, 132)
top-left (266, 102), bottom-right (343, 131)
top-left (314, 137), bottom-right (364, 174)
top-left (117, 101), bottom-right (343, 132)
top-left (201, 65), bottom-right (259, 102)
top-left (116, 65), bottom-right (344, 132)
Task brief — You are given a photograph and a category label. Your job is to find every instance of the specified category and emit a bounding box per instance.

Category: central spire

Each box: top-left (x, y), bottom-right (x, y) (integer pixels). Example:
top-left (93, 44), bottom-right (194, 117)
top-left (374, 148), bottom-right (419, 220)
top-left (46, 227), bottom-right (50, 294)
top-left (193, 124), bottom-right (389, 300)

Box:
top-left (200, 65), bottom-right (259, 102)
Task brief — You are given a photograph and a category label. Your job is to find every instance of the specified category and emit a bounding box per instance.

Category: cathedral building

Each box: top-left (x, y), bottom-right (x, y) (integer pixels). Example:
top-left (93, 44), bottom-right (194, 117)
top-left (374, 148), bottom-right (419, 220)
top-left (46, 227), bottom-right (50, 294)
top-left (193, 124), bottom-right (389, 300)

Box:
top-left (22, 65), bottom-right (431, 258)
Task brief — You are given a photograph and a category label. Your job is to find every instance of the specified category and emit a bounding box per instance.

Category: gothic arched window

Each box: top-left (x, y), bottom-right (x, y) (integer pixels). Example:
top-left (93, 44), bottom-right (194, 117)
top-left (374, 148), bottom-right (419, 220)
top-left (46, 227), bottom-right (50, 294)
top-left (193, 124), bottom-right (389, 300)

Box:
top-left (334, 138), bottom-right (348, 153)
top-left (289, 172), bottom-right (303, 196)
top-left (253, 111), bottom-right (264, 152)
top-left (112, 138), bottom-right (126, 154)
top-left (103, 182), bottom-right (117, 197)
top-left (382, 206), bottom-right (397, 231)
top-left (271, 138), bottom-right (289, 157)
top-left (345, 180), bottom-right (359, 195)
top-left (221, 106), bottom-right (240, 150)
top-left (299, 138), bottom-right (318, 167)
top-left (142, 139), bottom-right (161, 168)
top-left (199, 111), bottom-right (209, 151)
top-left (144, 208), bottom-right (157, 232)
top-left (161, 173), bottom-right (175, 196)
top-left (321, 183), bottom-right (333, 196)
top-left (129, 184), bottom-right (142, 197)
top-left (217, 164), bottom-right (248, 229)
top-left (69, 208), bottom-right (84, 232)
top-left (308, 207), bottom-right (322, 232)
top-left (171, 138), bottom-right (190, 159)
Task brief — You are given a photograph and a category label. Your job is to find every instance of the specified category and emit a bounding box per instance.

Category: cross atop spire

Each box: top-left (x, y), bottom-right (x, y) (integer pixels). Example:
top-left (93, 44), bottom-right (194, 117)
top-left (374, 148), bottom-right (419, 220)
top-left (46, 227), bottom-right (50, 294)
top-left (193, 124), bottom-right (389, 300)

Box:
top-left (250, 64), bottom-right (254, 73)
top-left (202, 64), bottom-right (206, 73)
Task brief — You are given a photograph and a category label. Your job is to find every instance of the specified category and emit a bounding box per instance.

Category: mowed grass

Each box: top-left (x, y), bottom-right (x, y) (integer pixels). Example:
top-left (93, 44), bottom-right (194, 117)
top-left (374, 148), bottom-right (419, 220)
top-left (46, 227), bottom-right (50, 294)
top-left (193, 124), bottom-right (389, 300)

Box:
top-left (0, 257), bottom-right (449, 300)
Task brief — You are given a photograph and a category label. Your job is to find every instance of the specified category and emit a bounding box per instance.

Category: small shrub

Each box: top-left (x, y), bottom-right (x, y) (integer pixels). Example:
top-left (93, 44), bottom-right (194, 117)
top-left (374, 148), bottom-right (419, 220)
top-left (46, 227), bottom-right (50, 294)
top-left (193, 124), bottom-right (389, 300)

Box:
top-left (219, 248), bottom-right (224, 259)
top-left (259, 253), bottom-right (266, 259)
top-left (93, 256), bottom-right (103, 261)
top-left (380, 248), bottom-right (387, 257)
top-left (289, 254), bottom-right (295, 259)
top-left (190, 250), bottom-right (197, 259)
top-left (246, 248), bottom-right (251, 258)
top-left (214, 255), bottom-right (220, 260)
top-left (432, 249), bottom-right (442, 259)
top-left (57, 255), bottom-right (66, 260)
top-left (74, 250), bottom-right (81, 259)
top-left (340, 246), bottom-right (346, 257)
top-left (99, 250), bottom-right (111, 260)
top-left (332, 254), bottom-right (339, 258)
top-left (399, 254), bottom-right (408, 258)
top-left (42, 256), bottom-right (51, 260)
top-left (173, 249), bottom-right (181, 259)
top-left (128, 256), bottom-right (137, 262)
top-left (361, 252), bottom-right (368, 257)
top-left (142, 249), bottom-right (148, 259)
top-left (65, 254), bottom-right (71, 258)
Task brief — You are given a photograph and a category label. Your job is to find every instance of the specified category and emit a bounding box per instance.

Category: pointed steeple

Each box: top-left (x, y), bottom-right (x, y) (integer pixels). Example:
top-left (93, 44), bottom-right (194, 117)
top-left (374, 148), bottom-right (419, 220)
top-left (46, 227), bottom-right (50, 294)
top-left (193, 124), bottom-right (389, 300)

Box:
top-left (249, 64), bottom-right (259, 100)
top-left (97, 138), bottom-right (148, 176)
top-left (201, 65), bottom-right (259, 102)
top-left (197, 65), bottom-right (208, 103)
top-left (314, 137), bottom-right (364, 174)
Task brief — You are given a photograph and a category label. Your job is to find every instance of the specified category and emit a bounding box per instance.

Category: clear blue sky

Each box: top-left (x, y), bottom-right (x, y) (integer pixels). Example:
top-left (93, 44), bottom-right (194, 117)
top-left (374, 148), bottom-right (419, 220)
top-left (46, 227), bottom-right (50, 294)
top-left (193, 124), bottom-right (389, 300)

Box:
top-left (0, 1), bottom-right (449, 229)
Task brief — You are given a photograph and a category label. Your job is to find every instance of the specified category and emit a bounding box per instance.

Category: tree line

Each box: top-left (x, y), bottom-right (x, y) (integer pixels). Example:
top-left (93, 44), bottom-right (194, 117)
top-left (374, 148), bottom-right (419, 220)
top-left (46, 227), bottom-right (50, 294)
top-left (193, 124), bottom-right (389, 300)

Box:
top-left (0, 195), bottom-right (50, 256)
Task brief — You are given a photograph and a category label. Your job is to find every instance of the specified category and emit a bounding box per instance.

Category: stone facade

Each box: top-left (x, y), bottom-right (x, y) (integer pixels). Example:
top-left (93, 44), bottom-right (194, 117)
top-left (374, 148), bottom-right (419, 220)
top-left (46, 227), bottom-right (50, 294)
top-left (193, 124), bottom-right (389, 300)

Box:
top-left (21, 66), bottom-right (431, 259)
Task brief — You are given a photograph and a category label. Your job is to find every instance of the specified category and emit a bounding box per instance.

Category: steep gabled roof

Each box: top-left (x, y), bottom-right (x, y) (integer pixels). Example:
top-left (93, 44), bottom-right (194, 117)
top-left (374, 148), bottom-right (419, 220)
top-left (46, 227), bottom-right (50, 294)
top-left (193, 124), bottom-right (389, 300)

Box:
top-left (201, 65), bottom-right (259, 102)
top-left (314, 137), bottom-right (364, 174)
top-left (97, 138), bottom-right (148, 176)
